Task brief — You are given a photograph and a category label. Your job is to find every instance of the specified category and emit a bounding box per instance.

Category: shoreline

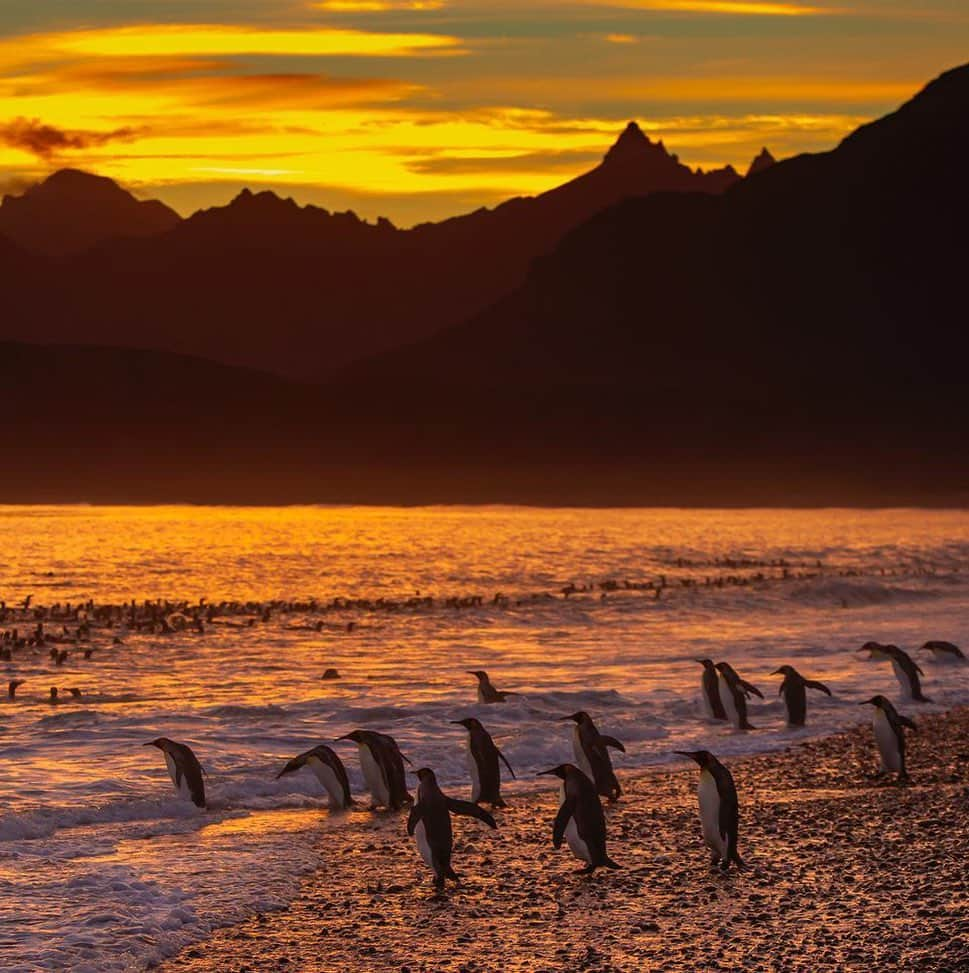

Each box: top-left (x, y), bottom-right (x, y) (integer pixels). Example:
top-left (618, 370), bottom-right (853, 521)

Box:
top-left (162, 707), bottom-right (969, 973)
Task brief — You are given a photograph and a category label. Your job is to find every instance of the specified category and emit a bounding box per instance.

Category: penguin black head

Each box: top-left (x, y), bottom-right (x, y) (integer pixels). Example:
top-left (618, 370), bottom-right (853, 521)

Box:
top-left (772, 665), bottom-right (796, 677)
top-left (558, 711), bottom-right (589, 724)
top-left (674, 750), bottom-right (716, 769)
top-left (49, 687), bottom-right (58, 700)
top-left (537, 763), bottom-right (573, 780)
top-left (467, 670), bottom-right (488, 681)
top-left (337, 730), bottom-right (364, 744)
top-left (858, 641), bottom-right (890, 657)
top-left (695, 658), bottom-right (716, 670)
top-left (412, 767), bottom-right (438, 784)
top-left (860, 695), bottom-right (889, 710)
top-left (450, 717), bottom-right (480, 730)
top-left (714, 662), bottom-right (735, 676)
top-left (144, 737), bottom-right (175, 751)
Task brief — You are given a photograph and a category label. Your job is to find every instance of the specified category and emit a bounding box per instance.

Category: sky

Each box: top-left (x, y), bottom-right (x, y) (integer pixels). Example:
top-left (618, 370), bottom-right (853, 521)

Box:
top-left (0, 1), bottom-right (966, 225)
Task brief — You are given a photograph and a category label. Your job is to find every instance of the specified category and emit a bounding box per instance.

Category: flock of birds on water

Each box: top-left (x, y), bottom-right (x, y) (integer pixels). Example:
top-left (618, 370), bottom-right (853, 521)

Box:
top-left (2, 590), bottom-right (967, 892)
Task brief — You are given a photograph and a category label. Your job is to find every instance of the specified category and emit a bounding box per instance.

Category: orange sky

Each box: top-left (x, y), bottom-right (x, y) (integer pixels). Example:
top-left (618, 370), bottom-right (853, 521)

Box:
top-left (0, 1), bottom-right (966, 224)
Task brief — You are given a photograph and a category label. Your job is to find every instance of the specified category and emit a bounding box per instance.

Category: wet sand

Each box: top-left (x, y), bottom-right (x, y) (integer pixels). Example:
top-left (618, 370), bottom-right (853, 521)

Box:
top-left (164, 708), bottom-right (969, 972)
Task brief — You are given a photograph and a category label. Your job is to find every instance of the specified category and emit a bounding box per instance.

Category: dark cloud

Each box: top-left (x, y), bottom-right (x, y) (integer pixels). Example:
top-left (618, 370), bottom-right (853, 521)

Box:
top-left (0, 118), bottom-right (143, 159)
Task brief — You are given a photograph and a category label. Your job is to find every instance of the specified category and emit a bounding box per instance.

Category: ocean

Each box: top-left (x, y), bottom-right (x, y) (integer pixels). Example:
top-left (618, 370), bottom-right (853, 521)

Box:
top-left (1, 505), bottom-right (967, 971)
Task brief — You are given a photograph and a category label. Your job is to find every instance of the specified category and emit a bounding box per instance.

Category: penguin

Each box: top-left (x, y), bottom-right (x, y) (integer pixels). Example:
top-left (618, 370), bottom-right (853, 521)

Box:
top-left (144, 737), bottom-right (206, 808)
top-left (48, 687), bottom-right (59, 703)
top-left (8, 679), bottom-right (24, 699)
top-left (450, 717), bottom-right (515, 807)
top-left (860, 695), bottom-right (916, 781)
top-left (921, 640), bottom-right (966, 663)
top-left (467, 670), bottom-right (516, 703)
top-left (407, 767), bottom-right (497, 891)
top-left (771, 665), bottom-right (832, 727)
top-left (674, 750), bottom-right (745, 871)
top-left (276, 744), bottom-right (353, 810)
top-left (337, 730), bottom-right (412, 810)
top-left (559, 711), bottom-right (625, 801)
top-left (696, 659), bottom-right (726, 721)
top-left (883, 645), bottom-right (931, 702)
top-left (714, 662), bottom-right (761, 730)
top-left (67, 688), bottom-right (83, 699)
top-left (538, 764), bottom-right (620, 875)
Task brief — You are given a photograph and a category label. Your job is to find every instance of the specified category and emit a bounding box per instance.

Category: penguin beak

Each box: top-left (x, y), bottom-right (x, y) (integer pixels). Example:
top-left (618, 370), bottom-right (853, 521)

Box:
top-left (143, 741), bottom-right (158, 748)
top-left (673, 751), bottom-right (700, 763)
top-left (771, 668), bottom-right (783, 676)
top-left (449, 720), bottom-right (464, 725)
top-left (335, 734), bottom-right (353, 741)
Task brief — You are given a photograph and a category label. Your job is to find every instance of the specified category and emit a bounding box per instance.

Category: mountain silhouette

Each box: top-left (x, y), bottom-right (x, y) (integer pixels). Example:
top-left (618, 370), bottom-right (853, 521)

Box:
top-left (0, 128), bottom-right (766, 379)
top-left (0, 169), bottom-right (180, 256)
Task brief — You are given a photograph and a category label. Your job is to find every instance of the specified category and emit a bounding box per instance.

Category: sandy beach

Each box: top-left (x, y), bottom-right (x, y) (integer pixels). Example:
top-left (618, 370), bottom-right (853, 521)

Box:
top-left (162, 707), bottom-right (969, 973)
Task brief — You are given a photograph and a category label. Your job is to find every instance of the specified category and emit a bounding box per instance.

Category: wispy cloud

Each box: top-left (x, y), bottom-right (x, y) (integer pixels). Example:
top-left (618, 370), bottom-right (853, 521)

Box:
top-left (0, 117), bottom-right (143, 160)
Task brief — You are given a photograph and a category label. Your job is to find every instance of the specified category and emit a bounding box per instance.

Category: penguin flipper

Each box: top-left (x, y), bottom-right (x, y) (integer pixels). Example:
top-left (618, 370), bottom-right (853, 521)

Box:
top-left (741, 680), bottom-right (764, 700)
top-left (406, 804), bottom-right (422, 836)
top-left (552, 800), bottom-right (575, 849)
top-left (898, 715), bottom-right (917, 732)
top-left (446, 798), bottom-right (497, 829)
top-left (805, 679), bottom-right (832, 697)
top-left (497, 748), bottom-right (516, 779)
top-left (598, 735), bottom-right (626, 753)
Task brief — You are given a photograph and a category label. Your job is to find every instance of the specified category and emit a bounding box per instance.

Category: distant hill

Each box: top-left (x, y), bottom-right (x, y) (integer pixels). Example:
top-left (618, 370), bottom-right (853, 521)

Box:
top-left (0, 170), bottom-right (180, 255)
top-left (0, 129), bottom-right (766, 379)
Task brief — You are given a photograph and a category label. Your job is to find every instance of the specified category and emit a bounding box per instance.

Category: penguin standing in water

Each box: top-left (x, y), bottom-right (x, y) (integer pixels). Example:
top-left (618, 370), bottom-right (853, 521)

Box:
top-left (450, 717), bottom-right (516, 807)
top-left (467, 670), bottom-right (517, 703)
top-left (883, 645), bottom-right (931, 702)
top-left (715, 662), bottom-right (762, 730)
top-left (7, 679), bottom-right (24, 699)
top-left (675, 750), bottom-right (745, 871)
top-left (407, 767), bottom-right (497, 892)
top-left (860, 696), bottom-right (917, 781)
top-left (922, 640), bottom-right (966, 663)
top-left (538, 764), bottom-right (620, 875)
top-left (276, 744), bottom-right (353, 810)
top-left (337, 730), bottom-right (412, 810)
top-left (144, 737), bottom-right (206, 808)
top-left (696, 659), bottom-right (726, 721)
top-left (772, 665), bottom-right (832, 727)
top-left (559, 711), bottom-right (625, 801)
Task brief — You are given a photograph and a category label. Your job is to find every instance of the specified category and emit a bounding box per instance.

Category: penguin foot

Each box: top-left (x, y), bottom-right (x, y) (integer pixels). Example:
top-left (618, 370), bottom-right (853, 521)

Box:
top-left (710, 855), bottom-right (722, 869)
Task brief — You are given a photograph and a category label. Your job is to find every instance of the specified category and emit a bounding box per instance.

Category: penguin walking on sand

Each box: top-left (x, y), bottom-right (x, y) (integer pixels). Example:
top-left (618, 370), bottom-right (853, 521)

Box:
top-left (772, 665), bottom-right (832, 727)
top-left (451, 717), bottom-right (515, 807)
top-left (337, 730), bottom-right (412, 810)
top-left (696, 659), bottom-right (726, 721)
top-left (538, 764), bottom-right (620, 875)
top-left (675, 750), bottom-right (745, 871)
top-left (467, 670), bottom-right (517, 703)
top-left (715, 662), bottom-right (762, 730)
top-left (407, 767), bottom-right (497, 892)
top-left (860, 695), bottom-right (917, 781)
top-left (560, 711), bottom-right (625, 801)
top-left (883, 645), bottom-right (931, 702)
top-left (144, 737), bottom-right (206, 808)
top-left (922, 640), bottom-right (966, 664)
top-left (276, 745), bottom-right (353, 810)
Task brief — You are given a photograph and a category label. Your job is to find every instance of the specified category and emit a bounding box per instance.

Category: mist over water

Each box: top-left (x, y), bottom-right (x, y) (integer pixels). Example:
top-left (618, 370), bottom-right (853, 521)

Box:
top-left (1, 505), bottom-right (967, 970)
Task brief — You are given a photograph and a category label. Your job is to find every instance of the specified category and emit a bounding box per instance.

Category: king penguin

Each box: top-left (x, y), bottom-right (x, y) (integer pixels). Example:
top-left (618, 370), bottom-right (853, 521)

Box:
top-left (860, 695), bottom-right (916, 781)
top-left (772, 665), bottom-right (832, 727)
top-left (144, 737), bottom-right (206, 808)
top-left (715, 662), bottom-right (762, 730)
top-left (696, 659), bottom-right (726, 721)
top-left (276, 744), bottom-right (353, 810)
top-left (467, 670), bottom-right (517, 703)
top-left (407, 767), bottom-right (497, 892)
top-left (921, 640), bottom-right (966, 664)
top-left (559, 711), bottom-right (625, 801)
top-left (337, 730), bottom-right (412, 810)
top-left (883, 645), bottom-right (931, 703)
top-left (675, 750), bottom-right (745, 871)
top-left (450, 717), bottom-right (516, 807)
top-left (538, 764), bottom-right (620, 875)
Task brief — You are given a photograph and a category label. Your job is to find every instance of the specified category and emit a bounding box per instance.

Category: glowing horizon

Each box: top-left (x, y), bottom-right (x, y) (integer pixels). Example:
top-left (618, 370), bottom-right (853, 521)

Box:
top-left (0, 1), bottom-right (965, 226)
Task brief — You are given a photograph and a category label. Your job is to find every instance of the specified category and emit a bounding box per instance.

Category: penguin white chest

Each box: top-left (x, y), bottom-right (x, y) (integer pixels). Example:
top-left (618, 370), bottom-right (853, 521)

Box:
top-left (572, 727), bottom-right (594, 781)
top-left (466, 741), bottom-right (481, 802)
top-left (564, 816), bottom-right (591, 863)
top-left (873, 710), bottom-right (901, 771)
top-left (700, 677), bottom-right (716, 719)
top-left (163, 752), bottom-right (186, 797)
top-left (307, 756), bottom-right (344, 809)
top-left (358, 744), bottom-right (390, 806)
top-left (890, 659), bottom-right (913, 699)
top-left (414, 820), bottom-right (434, 869)
top-left (718, 677), bottom-right (739, 727)
top-left (698, 770), bottom-right (724, 856)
